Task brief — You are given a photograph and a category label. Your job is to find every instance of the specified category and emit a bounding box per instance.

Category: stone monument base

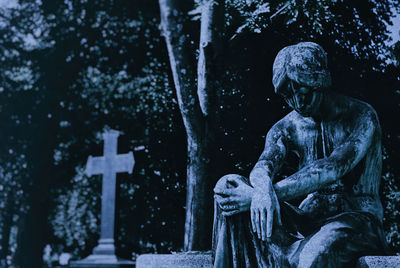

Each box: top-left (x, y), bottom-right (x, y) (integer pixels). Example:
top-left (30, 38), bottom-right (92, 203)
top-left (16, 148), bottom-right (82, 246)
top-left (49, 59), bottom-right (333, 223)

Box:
top-left (357, 256), bottom-right (400, 268)
top-left (136, 251), bottom-right (213, 268)
top-left (69, 254), bottom-right (135, 268)
top-left (136, 252), bottom-right (400, 268)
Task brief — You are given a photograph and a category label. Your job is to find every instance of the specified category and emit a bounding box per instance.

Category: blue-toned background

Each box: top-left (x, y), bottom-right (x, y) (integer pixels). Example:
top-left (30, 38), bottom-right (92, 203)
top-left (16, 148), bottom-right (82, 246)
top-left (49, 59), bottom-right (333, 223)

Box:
top-left (0, 0), bottom-right (399, 267)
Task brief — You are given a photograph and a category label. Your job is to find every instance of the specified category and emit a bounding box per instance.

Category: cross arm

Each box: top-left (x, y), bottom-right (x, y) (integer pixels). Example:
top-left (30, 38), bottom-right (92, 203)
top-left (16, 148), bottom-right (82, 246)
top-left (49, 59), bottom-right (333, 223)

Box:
top-left (115, 152), bottom-right (135, 174)
top-left (85, 156), bottom-right (105, 176)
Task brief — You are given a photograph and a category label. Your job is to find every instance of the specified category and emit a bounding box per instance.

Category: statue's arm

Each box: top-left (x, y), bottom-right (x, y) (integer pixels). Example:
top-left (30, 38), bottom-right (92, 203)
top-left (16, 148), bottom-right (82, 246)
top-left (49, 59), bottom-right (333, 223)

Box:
top-left (246, 121), bottom-right (287, 240)
top-left (274, 108), bottom-right (378, 201)
top-left (249, 121), bottom-right (287, 192)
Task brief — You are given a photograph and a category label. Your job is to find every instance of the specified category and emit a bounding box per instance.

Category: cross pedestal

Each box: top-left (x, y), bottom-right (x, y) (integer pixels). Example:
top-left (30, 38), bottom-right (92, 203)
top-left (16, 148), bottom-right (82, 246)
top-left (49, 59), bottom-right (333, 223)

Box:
top-left (70, 129), bottom-right (135, 268)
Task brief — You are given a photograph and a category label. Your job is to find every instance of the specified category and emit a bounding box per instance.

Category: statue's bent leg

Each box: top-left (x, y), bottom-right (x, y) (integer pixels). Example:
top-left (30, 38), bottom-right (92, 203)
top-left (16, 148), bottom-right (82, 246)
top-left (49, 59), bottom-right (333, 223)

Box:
top-left (293, 212), bottom-right (387, 268)
top-left (212, 175), bottom-right (293, 268)
top-left (213, 174), bottom-right (256, 268)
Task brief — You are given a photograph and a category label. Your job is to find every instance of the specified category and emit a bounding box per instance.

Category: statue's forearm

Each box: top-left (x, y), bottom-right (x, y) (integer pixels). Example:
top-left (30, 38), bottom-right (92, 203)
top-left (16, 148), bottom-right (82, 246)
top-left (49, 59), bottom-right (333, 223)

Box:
top-left (250, 124), bottom-right (287, 192)
top-left (249, 160), bottom-right (275, 192)
top-left (273, 158), bottom-right (340, 201)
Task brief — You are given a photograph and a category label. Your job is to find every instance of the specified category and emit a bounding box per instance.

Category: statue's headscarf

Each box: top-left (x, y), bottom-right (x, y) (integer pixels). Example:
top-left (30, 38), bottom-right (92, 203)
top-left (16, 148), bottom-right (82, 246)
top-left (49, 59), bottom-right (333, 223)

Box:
top-left (272, 42), bottom-right (332, 94)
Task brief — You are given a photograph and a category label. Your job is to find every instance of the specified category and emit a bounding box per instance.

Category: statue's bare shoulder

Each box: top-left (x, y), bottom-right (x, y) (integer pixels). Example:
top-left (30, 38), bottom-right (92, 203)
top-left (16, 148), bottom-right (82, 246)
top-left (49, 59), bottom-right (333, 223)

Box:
top-left (342, 95), bottom-right (380, 124)
top-left (335, 94), bottom-right (381, 142)
top-left (272, 94), bottom-right (381, 148)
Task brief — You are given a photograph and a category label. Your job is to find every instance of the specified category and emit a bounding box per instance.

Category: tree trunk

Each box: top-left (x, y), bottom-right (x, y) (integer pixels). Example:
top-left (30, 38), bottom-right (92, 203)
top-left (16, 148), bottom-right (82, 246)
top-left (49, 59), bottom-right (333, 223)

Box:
top-left (14, 159), bottom-right (53, 268)
top-left (197, 0), bottom-right (224, 118)
top-left (15, 193), bottom-right (49, 268)
top-left (159, 0), bottom-right (224, 250)
top-left (14, 112), bottom-right (56, 268)
top-left (0, 192), bottom-right (14, 266)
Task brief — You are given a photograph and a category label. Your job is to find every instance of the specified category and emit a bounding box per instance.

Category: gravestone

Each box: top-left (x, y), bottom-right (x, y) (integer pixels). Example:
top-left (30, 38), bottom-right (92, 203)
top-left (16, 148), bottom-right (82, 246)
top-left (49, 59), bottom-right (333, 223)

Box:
top-left (70, 129), bottom-right (135, 268)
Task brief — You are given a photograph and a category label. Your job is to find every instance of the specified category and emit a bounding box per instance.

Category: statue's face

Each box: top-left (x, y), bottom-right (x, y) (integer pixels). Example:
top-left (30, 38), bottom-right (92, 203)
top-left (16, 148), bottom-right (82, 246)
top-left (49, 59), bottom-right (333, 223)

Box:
top-left (279, 80), bottom-right (323, 117)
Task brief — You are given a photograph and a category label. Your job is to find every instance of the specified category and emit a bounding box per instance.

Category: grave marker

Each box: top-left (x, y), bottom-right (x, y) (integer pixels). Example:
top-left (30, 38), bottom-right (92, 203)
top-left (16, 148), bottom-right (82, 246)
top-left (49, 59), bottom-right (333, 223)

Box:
top-left (70, 129), bottom-right (135, 267)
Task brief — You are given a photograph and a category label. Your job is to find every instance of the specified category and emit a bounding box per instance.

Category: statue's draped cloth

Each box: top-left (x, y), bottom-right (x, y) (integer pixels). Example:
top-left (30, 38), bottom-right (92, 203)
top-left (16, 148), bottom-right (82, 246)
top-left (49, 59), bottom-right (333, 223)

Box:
top-left (212, 176), bottom-right (388, 268)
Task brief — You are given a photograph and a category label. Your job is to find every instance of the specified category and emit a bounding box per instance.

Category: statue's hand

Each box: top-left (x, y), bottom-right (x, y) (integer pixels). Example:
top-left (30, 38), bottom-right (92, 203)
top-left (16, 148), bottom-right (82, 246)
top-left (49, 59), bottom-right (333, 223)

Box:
top-left (250, 188), bottom-right (282, 241)
top-left (214, 176), bottom-right (253, 217)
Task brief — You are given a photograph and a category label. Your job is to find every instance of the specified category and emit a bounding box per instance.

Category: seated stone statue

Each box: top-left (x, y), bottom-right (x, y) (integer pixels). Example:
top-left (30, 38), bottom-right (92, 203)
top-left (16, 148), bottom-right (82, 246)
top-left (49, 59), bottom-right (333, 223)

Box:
top-left (213, 42), bottom-right (388, 268)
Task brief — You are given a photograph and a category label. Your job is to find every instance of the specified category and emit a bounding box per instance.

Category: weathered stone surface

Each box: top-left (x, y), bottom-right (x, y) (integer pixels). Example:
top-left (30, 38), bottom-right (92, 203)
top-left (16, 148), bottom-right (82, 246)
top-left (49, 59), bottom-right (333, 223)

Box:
top-left (213, 42), bottom-right (388, 267)
top-left (136, 253), bottom-right (213, 268)
top-left (95, 254), bottom-right (400, 268)
top-left (357, 256), bottom-right (400, 268)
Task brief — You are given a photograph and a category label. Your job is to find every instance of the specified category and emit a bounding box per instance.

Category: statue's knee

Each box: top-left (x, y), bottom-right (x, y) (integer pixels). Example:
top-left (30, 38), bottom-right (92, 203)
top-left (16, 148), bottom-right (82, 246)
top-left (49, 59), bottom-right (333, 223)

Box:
top-left (319, 222), bottom-right (350, 240)
top-left (214, 174), bottom-right (243, 193)
top-left (298, 222), bottom-right (350, 267)
top-left (215, 174), bottom-right (248, 191)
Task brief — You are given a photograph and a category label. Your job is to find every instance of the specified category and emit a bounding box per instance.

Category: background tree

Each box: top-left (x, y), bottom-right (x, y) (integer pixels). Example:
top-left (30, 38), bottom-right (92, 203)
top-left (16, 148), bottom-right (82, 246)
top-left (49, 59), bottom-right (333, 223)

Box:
top-left (158, 0), bottom-right (225, 250)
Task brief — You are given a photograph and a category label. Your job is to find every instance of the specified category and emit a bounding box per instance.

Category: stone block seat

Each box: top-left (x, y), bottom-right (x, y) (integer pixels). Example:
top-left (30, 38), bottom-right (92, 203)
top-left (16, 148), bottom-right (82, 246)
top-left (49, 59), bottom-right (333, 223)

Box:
top-left (136, 252), bottom-right (400, 268)
top-left (136, 252), bottom-right (213, 268)
top-left (357, 256), bottom-right (400, 268)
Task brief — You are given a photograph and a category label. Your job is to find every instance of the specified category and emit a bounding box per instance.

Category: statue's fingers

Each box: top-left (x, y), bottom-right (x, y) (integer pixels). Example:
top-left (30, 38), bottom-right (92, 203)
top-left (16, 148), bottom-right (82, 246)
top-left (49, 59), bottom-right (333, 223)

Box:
top-left (221, 204), bottom-right (236, 211)
top-left (276, 203), bottom-right (282, 226)
top-left (213, 187), bottom-right (223, 194)
top-left (215, 196), bottom-right (231, 209)
top-left (214, 188), bottom-right (233, 196)
top-left (214, 194), bottom-right (223, 203)
top-left (221, 195), bottom-right (239, 206)
top-left (222, 209), bottom-right (239, 217)
top-left (251, 209), bottom-right (257, 233)
top-left (256, 210), bottom-right (262, 239)
top-left (218, 197), bottom-right (233, 206)
top-left (266, 207), bottom-right (274, 238)
top-left (260, 209), bottom-right (267, 241)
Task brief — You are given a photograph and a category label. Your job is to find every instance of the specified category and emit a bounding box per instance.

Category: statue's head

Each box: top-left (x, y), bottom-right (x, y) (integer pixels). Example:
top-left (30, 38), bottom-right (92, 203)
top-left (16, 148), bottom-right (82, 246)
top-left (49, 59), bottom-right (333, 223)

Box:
top-left (272, 42), bottom-right (331, 117)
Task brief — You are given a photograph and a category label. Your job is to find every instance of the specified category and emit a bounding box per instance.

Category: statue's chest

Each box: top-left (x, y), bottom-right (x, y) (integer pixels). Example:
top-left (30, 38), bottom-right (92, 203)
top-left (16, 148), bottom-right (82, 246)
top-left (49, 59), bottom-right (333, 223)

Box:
top-left (292, 120), bottom-right (351, 167)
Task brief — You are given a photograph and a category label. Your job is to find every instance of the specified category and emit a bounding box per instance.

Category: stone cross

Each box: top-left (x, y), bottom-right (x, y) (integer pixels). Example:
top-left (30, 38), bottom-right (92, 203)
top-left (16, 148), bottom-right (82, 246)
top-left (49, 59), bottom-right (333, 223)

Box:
top-left (85, 129), bottom-right (135, 259)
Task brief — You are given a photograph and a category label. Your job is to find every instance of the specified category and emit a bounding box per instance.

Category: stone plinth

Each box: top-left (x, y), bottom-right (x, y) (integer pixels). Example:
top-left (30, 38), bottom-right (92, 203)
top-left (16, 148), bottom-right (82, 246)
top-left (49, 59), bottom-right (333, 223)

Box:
top-left (136, 253), bottom-right (400, 268)
top-left (69, 254), bottom-right (135, 268)
top-left (357, 256), bottom-right (400, 268)
top-left (136, 252), bottom-right (213, 268)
